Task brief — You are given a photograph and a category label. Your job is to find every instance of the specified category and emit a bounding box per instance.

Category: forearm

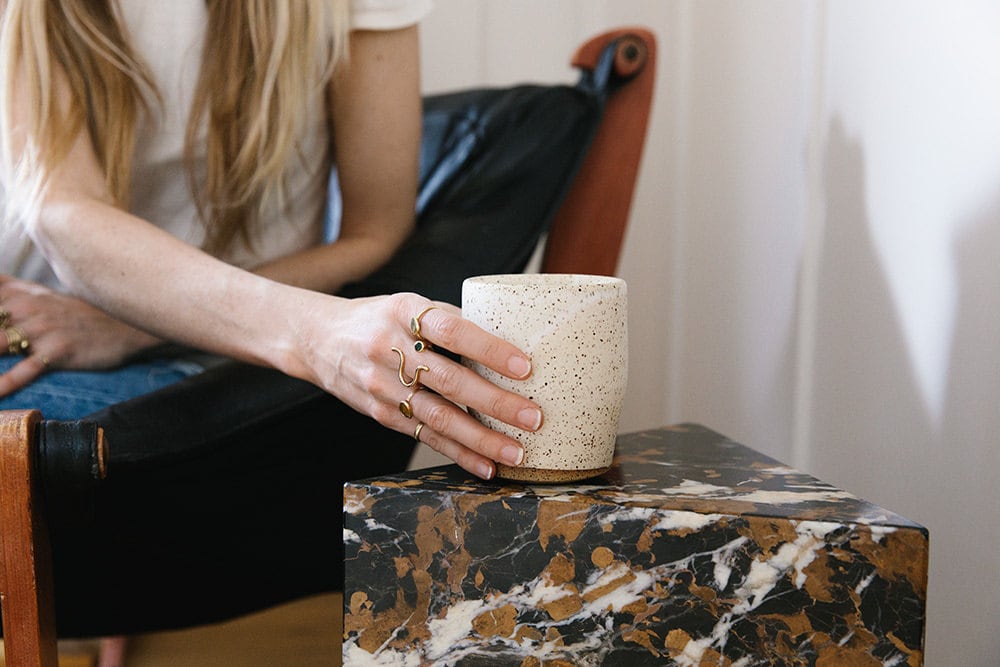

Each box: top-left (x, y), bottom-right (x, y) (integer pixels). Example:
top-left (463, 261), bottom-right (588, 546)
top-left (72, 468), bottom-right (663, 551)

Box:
top-left (31, 196), bottom-right (320, 377)
top-left (252, 215), bottom-right (413, 293)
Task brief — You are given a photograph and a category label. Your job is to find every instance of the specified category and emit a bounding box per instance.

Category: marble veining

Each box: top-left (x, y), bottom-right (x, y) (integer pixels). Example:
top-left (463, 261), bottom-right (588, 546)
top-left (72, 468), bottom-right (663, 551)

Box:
top-left (344, 424), bottom-right (927, 666)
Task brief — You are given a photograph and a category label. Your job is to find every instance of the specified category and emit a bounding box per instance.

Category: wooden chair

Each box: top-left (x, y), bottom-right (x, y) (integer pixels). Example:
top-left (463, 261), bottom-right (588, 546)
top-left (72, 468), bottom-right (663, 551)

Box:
top-left (0, 27), bottom-right (655, 666)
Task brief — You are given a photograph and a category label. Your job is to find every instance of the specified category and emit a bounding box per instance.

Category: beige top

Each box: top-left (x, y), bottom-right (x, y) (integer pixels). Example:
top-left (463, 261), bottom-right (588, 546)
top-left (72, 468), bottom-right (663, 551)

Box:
top-left (1, 0), bottom-right (432, 290)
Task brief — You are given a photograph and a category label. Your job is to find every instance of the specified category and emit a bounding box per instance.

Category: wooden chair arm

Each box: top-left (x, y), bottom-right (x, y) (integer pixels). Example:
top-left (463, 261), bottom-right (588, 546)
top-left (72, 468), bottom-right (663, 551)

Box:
top-left (1, 412), bottom-right (108, 666)
top-left (0, 410), bottom-right (58, 667)
top-left (541, 28), bottom-right (657, 275)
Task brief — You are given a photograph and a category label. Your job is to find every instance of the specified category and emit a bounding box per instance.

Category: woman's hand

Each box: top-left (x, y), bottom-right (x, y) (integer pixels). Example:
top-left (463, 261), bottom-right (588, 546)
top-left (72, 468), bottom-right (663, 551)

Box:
top-left (0, 275), bottom-right (162, 396)
top-left (302, 292), bottom-right (542, 480)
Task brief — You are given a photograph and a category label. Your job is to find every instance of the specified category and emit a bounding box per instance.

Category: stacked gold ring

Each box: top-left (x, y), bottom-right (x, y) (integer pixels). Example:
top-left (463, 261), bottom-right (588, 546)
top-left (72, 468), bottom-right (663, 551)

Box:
top-left (409, 306), bottom-right (436, 340)
top-left (4, 326), bottom-right (30, 355)
top-left (410, 306), bottom-right (436, 352)
top-left (393, 307), bottom-right (439, 431)
top-left (398, 387), bottom-right (421, 419)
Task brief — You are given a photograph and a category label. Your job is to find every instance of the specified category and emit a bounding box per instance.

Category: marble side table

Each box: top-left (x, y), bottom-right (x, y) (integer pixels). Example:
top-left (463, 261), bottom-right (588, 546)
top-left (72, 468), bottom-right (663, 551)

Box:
top-left (343, 424), bottom-right (928, 666)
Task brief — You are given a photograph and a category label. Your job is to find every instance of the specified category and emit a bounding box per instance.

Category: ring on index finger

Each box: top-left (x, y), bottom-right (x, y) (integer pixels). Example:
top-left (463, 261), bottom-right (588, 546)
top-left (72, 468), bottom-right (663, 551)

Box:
top-left (409, 306), bottom-right (437, 344)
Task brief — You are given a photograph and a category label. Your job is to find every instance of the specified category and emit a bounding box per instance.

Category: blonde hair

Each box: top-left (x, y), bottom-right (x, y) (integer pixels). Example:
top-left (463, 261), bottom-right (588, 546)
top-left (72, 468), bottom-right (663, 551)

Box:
top-left (0, 0), bottom-right (350, 255)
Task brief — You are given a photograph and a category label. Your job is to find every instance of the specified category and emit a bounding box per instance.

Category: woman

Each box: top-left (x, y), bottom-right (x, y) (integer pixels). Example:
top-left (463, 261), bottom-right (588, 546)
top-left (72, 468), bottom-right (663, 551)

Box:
top-left (0, 0), bottom-right (541, 644)
top-left (0, 0), bottom-right (539, 476)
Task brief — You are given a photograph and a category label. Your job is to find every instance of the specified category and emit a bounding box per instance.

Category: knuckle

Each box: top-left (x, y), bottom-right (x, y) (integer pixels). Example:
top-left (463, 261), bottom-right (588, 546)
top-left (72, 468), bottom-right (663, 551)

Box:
top-left (480, 338), bottom-right (510, 370)
top-left (356, 364), bottom-right (381, 394)
top-left (432, 362), bottom-right (463, 396)
top-left (422, 402), bottom-right (454, 433)
top-left (453, 450), bottom-right (480, 474)
top-left (36, 310), bottom-right (58, 329)
top-left (433, 315), bottom-right (463, 348)
top-left (421, 432), bottom-right (448, 456)
top-left (363, 331), bottom-right (392, 359)
top-left (370, 401), bottom-right (397, 426)
top-left (49, 341), bottom-right (71, 362)
top-left (471, 430), bottom-right (501, 458)
top-left (388, 292), bottom-right (421, 321)
top-left (485, 391), bottom-right (515, 421)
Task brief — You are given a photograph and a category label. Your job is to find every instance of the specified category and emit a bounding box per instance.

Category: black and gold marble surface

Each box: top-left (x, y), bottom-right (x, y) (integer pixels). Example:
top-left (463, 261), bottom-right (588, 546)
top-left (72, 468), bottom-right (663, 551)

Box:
top-left (343, 424), bottom-right (927, 666)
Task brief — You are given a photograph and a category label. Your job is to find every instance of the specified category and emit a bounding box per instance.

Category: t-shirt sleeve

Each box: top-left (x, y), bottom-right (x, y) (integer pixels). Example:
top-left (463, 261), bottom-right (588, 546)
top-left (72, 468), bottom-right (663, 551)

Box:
top-left (350, 0), bottom-right (434, 30)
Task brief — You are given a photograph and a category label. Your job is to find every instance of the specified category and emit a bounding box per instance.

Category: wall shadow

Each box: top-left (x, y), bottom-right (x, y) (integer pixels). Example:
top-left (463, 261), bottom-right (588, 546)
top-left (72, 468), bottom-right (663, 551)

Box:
top-left (811, 115), bottom-right (999, 663)
top-left (940, 192), bottom-right (1000, 663)
top-left (810, 117), bottom-right (931, 495)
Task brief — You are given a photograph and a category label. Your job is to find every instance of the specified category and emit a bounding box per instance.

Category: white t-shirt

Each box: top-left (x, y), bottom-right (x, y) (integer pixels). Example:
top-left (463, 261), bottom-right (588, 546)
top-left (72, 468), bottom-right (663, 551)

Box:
top-left (0, 0), bottom-right (432, 290)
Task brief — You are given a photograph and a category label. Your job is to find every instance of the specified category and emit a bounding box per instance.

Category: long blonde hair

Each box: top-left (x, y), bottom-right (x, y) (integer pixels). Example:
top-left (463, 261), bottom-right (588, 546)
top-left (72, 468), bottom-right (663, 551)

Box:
top-left (0, 0), bottom-right (350, 255)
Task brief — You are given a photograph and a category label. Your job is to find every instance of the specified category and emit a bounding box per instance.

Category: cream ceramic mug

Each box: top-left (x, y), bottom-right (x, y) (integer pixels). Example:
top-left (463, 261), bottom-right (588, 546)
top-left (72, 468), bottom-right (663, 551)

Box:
top-left (462, 274), bottom-right (628, 482)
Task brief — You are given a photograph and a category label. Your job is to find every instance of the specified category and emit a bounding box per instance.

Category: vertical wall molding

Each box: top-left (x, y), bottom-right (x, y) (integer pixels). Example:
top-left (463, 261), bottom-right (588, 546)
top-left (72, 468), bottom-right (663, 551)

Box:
top-left (665, 0), bottom-right (693, 424)
top-left (791, 0), bottom-right (829, 471)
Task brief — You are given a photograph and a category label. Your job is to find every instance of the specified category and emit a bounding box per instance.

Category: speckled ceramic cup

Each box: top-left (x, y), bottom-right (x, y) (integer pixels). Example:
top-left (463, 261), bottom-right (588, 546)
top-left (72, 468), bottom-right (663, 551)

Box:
top-left (462, 274), bottom-right (628, 482)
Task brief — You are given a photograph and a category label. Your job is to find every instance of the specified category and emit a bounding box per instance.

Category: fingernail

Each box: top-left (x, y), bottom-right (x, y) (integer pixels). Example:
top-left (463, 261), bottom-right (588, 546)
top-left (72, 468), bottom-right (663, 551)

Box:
top-left (518, 407), bottom-right (543, 431)
top-left (478, 461), bottom-right (495, 479)
top-left (508, 355), bottom-right (531, 379)
top-left (500, 444), bottom-right (524, 466)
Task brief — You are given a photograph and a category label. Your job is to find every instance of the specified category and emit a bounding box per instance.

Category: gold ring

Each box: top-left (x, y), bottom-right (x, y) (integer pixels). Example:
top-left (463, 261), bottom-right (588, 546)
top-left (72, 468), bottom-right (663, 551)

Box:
top-left (414, 422), bottom-right (425, 442)
top-left (398, 387), bottom-right (422, 419)
top-left (409, 306), bottom-right (437, 341)
top-left (39, 356), bottom-right (50, 368)
top-left (0, 308), bottom-right (9, 328)
top-left (392, 346), bottom-right (430, 388)
top-left (5, 326), bottom-right (29, 355)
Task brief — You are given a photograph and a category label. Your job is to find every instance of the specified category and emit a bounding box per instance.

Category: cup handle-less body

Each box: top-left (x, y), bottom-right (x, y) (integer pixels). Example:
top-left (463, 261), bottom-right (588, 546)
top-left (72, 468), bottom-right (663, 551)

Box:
top-left (462, 274), bottom-right (627, 483)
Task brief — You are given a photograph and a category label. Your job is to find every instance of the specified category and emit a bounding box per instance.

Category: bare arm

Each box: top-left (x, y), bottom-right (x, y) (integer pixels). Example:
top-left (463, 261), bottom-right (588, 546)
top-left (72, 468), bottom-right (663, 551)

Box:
top-left (5, 26), bottom-right (542, 479)
top-left (253, 26), bottom-right (421, 292)
top-left (1, 26), bottom-right (422, 390)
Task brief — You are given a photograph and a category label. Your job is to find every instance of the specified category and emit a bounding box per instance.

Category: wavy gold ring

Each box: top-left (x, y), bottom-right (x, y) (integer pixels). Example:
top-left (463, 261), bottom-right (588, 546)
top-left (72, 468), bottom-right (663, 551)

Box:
top-left (392, 346), bottom-right (430, 388)
top-left (413, 422), bottom-right (426, 442)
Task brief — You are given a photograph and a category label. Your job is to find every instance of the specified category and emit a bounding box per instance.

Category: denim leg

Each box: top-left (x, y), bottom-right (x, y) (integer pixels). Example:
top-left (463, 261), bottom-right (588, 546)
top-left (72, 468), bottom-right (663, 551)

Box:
top-left (0, 357), bottom-right (205, 421)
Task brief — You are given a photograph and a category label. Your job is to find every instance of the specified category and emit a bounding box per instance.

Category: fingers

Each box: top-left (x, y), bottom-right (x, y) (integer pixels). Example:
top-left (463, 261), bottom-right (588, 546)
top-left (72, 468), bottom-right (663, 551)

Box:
top-left (401, 300), bottom-right (533, 380)
top-left (394, 347), bottom-right (542, 431)
top-left (390, 297), bottom-right (543, 427)
top-left (379, 371), bottom-right (526, 479)
top-left (393, 389), bottom-right (523, 480)
top-left (1, 293), bottom-right (54, 397)
top-left (0, 355), bottom-right (48, 398)
top-left (372, 296), bottom-right (543, 479)
top-left (411, 421), bottom-right (496, 480)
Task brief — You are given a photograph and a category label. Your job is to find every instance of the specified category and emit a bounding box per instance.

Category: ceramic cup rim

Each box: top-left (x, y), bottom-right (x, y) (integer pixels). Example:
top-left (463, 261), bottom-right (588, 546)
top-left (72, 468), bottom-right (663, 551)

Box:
top-left (464, 273), bottom-right (626, 289)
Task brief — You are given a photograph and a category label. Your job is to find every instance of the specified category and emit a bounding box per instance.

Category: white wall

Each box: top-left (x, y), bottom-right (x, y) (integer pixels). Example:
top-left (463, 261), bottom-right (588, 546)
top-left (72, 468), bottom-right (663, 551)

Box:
top-left (418, 1), bottom-right (1000, 664)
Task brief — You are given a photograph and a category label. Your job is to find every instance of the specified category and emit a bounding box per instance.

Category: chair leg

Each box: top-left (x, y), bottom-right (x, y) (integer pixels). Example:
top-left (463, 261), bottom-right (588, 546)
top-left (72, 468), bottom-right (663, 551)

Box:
top-left (0, 410), bottom-right (59, 667)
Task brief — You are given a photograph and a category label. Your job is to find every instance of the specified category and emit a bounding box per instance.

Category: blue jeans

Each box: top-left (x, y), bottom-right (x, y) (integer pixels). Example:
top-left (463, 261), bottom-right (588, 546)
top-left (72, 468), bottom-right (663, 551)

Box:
top-left (0, 357), bottom-right (205, 420)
